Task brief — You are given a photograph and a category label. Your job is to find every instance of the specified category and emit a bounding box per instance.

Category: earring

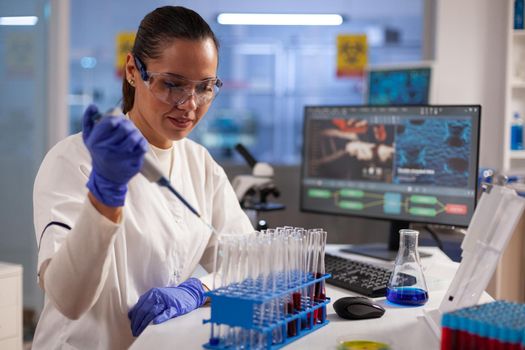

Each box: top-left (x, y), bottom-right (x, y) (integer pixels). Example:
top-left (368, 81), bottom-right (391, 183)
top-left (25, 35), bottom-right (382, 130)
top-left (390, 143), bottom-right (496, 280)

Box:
top-left (129, 79), bottom-right (135, 86)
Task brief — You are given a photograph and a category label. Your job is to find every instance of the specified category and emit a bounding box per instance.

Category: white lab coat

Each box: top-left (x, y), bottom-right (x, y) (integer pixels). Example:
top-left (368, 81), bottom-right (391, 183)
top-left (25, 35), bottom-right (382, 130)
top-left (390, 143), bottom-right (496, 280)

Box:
top-left (32, 133), bottom-right (253, 349)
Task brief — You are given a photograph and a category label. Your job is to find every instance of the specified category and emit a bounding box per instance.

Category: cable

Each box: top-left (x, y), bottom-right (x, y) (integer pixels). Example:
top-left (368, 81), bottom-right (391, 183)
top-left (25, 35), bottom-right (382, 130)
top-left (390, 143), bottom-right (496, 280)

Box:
top-left (424, 224), bottom-right (445, 252)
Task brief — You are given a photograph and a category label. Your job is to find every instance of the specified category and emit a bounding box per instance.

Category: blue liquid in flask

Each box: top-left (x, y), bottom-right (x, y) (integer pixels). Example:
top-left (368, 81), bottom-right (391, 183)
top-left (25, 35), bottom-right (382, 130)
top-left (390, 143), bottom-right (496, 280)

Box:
top-left (386, 287), bottom-right (428, 306)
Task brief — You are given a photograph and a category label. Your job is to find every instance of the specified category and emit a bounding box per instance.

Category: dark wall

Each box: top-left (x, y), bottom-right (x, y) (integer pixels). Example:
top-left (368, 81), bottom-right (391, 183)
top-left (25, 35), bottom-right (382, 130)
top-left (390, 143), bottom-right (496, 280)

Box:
top-left (224, 165), bottom-right (390, 244)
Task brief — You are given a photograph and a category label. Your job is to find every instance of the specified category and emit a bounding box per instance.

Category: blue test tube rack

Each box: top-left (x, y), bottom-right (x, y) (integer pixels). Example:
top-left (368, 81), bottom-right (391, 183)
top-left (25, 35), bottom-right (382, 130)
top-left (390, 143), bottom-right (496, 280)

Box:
top-left (203, 273), bottom-right (331, 349)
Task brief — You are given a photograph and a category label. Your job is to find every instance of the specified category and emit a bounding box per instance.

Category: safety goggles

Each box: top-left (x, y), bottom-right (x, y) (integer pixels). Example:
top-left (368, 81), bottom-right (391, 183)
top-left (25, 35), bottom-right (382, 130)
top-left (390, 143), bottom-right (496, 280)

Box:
top-left (134, 55), bottom-right (223, 107)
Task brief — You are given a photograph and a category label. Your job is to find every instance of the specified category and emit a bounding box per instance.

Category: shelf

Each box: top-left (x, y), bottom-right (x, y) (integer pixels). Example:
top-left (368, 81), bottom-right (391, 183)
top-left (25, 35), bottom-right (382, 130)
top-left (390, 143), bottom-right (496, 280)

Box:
top-left (510, 150), bottom-right (525, 159)
top-left (513, 29), bottom-right (525, 37)
top-left (512, 81), bottom-right (525, 88)
top-left (506, 167), bottom-right (525, 174)
top-left (506, 0), bottom-right (525, 172)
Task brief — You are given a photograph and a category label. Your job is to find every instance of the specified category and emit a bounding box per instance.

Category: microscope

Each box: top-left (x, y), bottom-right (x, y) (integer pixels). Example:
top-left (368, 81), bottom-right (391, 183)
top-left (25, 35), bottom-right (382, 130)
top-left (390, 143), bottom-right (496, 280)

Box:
top-left (231, 144), bottom-right (285, 230)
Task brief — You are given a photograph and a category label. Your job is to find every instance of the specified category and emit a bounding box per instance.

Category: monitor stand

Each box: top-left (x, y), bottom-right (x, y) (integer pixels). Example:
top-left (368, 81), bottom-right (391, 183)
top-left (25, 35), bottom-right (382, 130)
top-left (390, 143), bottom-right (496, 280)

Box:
top-left (340, 220), bottom-right (432, 261)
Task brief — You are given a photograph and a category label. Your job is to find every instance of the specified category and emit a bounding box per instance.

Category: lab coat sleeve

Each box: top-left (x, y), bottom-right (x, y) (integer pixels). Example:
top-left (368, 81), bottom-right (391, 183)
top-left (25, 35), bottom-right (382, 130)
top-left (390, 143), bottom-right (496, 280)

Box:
top-left (43, 199), bottom-right (121, 320)
top-left (198, 160), bottom-right (253, 280)
top-left (34, 136), bottom-right (121, 320)
top-left (34, 138), bottom-right (90, 271)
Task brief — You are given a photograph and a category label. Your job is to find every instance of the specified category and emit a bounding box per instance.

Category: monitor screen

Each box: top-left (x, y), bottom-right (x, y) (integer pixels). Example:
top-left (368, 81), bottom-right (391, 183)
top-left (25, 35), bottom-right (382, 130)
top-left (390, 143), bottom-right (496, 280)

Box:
top-left (366, 67), bottom-right (431, 106)
top-left (301, 105), bottom-right (480, 236)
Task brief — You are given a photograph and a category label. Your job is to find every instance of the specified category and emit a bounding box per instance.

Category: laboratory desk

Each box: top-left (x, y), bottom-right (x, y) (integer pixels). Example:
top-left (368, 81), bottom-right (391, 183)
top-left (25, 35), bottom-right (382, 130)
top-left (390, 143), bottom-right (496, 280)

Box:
top-left (130, 245), bottom-right (493, 350)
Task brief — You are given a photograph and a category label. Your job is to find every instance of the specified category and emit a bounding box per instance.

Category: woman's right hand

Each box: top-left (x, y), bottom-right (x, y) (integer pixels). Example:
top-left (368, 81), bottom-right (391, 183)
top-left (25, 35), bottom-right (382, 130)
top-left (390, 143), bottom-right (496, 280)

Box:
top-left (82, 105), bottom-right (148, 208)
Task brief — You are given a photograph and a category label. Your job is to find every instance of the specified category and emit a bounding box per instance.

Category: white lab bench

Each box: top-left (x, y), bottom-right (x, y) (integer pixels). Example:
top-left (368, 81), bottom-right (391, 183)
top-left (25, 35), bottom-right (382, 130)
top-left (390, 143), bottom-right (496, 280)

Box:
top-left (0, 262), bottom-right (23, 350)
top-left (130, 245), bottom-right (492, 350)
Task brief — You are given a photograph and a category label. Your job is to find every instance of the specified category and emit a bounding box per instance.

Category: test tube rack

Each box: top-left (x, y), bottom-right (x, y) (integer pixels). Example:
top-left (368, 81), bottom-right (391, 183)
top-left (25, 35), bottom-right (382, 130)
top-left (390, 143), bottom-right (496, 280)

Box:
top-left (203, 273), bottom-right (331, 350)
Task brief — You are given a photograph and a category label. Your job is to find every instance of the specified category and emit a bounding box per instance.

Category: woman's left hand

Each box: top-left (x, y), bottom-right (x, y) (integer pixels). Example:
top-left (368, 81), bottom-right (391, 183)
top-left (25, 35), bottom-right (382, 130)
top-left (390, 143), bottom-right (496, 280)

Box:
top-left (128, 278), bottom-right (207, 337)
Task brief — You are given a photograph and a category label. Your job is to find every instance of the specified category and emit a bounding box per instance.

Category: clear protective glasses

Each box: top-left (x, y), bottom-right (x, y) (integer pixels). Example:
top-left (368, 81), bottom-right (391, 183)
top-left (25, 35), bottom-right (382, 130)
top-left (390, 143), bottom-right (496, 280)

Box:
top-left (134, 55), bottom-right (223, 107)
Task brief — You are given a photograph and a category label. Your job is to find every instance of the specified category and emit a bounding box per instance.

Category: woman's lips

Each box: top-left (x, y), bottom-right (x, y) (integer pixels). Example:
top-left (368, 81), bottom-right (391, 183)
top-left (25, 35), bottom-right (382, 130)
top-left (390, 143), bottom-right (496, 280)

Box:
top-left (167, 116), bottom-right (192, 129)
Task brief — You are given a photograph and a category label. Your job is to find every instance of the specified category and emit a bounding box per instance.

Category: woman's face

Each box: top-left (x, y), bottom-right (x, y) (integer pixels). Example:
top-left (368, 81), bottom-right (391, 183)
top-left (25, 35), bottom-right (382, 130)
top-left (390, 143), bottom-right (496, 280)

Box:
top-left (125, 38), bottom-right (218, 148)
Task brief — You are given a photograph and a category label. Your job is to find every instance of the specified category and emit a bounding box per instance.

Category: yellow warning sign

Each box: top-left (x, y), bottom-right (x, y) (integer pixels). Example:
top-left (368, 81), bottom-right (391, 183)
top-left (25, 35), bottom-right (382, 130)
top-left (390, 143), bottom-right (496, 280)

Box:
top-left (336, 34), bottom-right (367, 77)
top-left (115, 32), bottom-right (135, 77)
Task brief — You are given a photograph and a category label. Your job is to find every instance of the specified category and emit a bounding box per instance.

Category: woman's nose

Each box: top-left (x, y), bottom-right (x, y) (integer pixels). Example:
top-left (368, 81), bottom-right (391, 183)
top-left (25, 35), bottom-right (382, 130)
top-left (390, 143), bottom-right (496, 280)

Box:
top-left (176, 92), bottom-right (198, 110)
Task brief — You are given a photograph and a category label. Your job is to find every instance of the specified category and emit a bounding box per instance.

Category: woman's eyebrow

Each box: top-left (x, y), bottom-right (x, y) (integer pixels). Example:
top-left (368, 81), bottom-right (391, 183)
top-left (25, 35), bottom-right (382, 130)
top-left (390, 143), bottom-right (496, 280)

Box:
top-left (157, 72), bottom-right (216, 81)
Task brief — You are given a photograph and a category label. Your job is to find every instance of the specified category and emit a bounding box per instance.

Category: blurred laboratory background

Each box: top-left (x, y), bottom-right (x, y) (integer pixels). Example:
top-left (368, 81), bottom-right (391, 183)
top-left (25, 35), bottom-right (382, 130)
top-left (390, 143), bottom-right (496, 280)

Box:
top-left (0, 0), bottom-right (513, 346)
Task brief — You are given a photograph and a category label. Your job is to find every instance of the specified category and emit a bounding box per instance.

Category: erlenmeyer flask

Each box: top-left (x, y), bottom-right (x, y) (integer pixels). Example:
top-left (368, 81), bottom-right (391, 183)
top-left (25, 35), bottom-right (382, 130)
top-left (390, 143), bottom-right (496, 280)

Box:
top-left (386, 229), bottom-right (429, 306)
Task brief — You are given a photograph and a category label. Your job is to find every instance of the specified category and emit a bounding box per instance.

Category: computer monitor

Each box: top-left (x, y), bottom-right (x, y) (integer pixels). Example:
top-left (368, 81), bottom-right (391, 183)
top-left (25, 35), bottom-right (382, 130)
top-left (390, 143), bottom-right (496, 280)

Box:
top-left (300, 105), bottom-right (481, 260)
top-left (366, 64), bottom-right (432, 105)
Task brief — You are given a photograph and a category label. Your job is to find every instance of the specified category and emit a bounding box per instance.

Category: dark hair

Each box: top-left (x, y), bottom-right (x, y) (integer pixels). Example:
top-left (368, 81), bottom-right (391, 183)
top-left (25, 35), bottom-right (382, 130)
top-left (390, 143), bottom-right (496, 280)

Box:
top-left (122, 6), bottom-right (219, 113)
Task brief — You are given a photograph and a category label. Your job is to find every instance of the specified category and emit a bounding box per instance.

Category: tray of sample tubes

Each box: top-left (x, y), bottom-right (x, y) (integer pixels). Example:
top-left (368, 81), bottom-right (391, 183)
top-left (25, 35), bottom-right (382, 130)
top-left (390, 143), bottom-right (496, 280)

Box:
top-left (203, 227), bottom-right (329, 350)
top-left (441, 300), bottom-right (525, 350)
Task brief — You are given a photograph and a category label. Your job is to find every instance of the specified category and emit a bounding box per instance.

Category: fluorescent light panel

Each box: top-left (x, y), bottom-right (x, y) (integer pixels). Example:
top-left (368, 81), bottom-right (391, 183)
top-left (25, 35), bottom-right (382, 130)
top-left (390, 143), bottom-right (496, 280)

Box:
top-left (0, 16), bottom-right (38, 26)
top-left (217, 13), bottom-right (343, 26)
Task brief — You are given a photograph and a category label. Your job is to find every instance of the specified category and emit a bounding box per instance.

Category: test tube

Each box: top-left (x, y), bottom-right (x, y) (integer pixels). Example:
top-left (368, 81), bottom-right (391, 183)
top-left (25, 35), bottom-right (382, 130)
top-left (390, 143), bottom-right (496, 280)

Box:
top-left (259, 231), bottom-right (275, 347)
top-left (308, 229), bottom-right (320, 325)
top-left (271, 229), bottom-right (284, 344)
top-left (233, 236), bottom-right (247, 348)
top-left (282, 229), bottom-right (296, 337)
top-left (226, 237), bottom-right (241, 347)
top-left (209, 237), bottom-right (223, 346)
top-left (292, 231), bottom-right (303, 311)
top-left (298, 229), bottom-right (311, 330)
top-left (246, 232), bottom-right (261, 349)
top-left (290, 230), bottom-right (305, 334)
top-left (316, 229), bottom-right (327, 323)
top-left (213, 235), bottom-right (234, 346)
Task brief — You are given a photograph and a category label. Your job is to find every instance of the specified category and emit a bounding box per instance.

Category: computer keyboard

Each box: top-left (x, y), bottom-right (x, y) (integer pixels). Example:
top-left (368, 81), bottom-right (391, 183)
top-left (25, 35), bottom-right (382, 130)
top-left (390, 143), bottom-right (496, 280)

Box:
top-left (324, 253), bottom-right (416, 298)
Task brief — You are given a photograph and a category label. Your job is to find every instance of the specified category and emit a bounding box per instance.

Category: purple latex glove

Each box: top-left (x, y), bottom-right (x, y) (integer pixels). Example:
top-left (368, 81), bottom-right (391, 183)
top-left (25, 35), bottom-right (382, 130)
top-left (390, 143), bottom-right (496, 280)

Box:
top-left (82, 105), bottom-right (147, 207)
top-left (128, 278), bottom-right (207, 337)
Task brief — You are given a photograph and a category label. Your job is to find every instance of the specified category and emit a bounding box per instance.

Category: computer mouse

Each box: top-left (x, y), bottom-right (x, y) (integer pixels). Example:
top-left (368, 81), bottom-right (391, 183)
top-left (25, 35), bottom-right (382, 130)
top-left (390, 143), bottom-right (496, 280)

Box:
top-left (333, 296), bottom-right (386, 320)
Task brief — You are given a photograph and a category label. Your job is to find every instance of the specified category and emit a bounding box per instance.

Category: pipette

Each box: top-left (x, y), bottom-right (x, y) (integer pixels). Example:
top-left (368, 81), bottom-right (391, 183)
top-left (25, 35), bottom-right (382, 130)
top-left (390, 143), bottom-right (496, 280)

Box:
top-left (91, 111), bottom-right (217, 233)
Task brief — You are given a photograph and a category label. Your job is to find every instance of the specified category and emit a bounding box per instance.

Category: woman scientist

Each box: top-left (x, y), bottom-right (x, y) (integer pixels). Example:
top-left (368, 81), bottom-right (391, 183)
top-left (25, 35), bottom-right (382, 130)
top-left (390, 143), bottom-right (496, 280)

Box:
top-left (32, 6), bottom-right (253, 349)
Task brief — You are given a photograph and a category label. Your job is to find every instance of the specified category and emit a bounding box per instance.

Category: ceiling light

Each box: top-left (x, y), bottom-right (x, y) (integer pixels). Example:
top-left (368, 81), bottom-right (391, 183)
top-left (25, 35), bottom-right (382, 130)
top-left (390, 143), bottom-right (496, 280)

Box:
top-left (217, 13), bottom-right (343, 26)
top-left (0, 16), bottom-right (38, 26)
